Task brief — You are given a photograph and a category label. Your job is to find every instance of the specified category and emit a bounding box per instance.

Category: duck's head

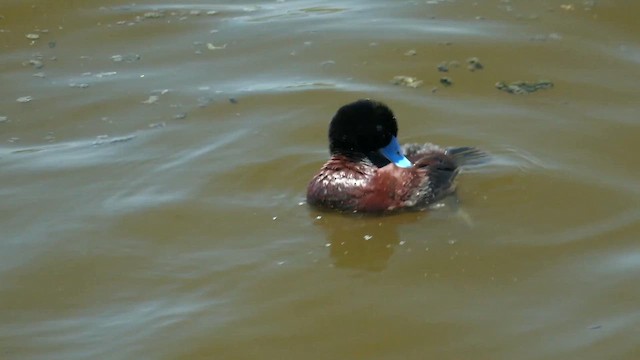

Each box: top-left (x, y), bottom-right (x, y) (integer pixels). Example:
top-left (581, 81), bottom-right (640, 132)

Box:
top-left (329, 99), bottom-right (412, 168)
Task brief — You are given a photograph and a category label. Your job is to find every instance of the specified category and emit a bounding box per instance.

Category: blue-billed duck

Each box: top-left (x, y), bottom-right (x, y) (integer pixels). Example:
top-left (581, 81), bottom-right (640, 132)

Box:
top-left (306, 99), bottom-right (485, 213)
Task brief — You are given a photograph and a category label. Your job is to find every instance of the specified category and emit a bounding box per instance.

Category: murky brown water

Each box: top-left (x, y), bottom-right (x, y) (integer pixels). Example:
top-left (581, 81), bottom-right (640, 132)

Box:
top-left (1, 0), bottom-right (640, 359)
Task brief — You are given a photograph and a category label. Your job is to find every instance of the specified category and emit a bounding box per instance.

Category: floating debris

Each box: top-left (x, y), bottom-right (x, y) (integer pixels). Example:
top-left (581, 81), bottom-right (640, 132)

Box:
top-left (69, 82), bottom-right (90, 88)
top-left (111, 54), bottom-right (141, 62)
top-left (206, 43), bottom-right (227, 50)
top-left (25, 33), bottom-right (40, 40)
top-left (495, 80), bottom-right (554, 94)
top-left (16, 96), bottom-right (33, 103)
top-left (32, 72), bottom-right (46, 78)
top-left (143, 11), bottom-right (165, 19)
top-left (92, 134), bottom-right (136, 146)
top-left (321, 60), bottom-right (336, 67)
top-left (467, 57), bottom-right (483, 71)
top-left (26, 59), bottom-right (44, 69)
top-left (439, 77), bottom-right (453, 86)
top-left (148, 122), bottom-right (166, 129)
top-left (0, 116), bottom-right (8, 123)
top-left (391, 75), bottom-right (423, 88)
top-left (206, 11), bottom-right (218, 16)
top-left (530, 33), bottom-right (562, 42)
top-left (141, 95), bottom-right (160, 104)
top-left (95, 71), bottom-right (117, 78)
top-left (437, 61), bottom-right (449, 72)
top-left (363, 235), bottom-right (373, 241)
top-left (151, 89), bottom-right (170, 95)
top-left (404, 49), bottom-right (417, 56)
top-left (173, 113), bottom-right (187, 120)
top-left (229, 97), bottom-right (238, 104)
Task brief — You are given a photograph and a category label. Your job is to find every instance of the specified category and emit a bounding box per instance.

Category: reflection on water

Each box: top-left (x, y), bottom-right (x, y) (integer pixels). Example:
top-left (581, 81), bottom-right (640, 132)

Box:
top-left (317, 214), bottom-right (403, 271)
top-left (1, 0), bottom-right (640, 359)
top-left (316, 196), bottom-right (468, 271)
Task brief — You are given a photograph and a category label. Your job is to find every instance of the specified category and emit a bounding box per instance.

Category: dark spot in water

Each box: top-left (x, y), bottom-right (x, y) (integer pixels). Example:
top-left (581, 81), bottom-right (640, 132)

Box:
top-left (467, 57), bottom-right (483, 71)
top-left (439, 77), bottom-right (453, 86)
top-left (495, 80), bottom-right (554, 94)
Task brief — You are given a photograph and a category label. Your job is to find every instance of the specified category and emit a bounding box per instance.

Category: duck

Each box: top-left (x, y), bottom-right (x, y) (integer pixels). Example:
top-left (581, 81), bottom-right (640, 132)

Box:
top-left (306, 99), bottom-right (485, 213)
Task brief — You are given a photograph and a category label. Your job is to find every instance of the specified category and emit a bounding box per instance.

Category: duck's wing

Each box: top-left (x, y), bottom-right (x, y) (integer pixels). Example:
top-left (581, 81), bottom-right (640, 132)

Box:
top-left (413, 153), bottom-right (459, 202)
top-left (444, 146), bottom-right (489, 167)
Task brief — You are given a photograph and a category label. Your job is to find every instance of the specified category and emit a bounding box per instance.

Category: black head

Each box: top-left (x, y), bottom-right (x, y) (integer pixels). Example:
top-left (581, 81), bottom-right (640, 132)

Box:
top-left (328, 99), bottom-right (399, 155)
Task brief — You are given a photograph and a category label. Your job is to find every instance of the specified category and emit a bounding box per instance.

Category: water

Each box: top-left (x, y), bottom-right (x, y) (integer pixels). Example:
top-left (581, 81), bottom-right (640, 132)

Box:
top-left (1, 0), bottom-right (639, 359)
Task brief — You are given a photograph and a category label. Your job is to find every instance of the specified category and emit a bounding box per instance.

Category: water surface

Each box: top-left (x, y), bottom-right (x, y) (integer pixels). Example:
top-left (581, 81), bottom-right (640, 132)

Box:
top-left (1, 0), bottom-right (639, 359)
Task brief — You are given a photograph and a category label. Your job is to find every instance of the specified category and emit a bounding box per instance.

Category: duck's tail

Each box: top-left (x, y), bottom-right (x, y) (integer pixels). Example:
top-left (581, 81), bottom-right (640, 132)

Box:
top-left (445, 146), bottom-right (489, 168)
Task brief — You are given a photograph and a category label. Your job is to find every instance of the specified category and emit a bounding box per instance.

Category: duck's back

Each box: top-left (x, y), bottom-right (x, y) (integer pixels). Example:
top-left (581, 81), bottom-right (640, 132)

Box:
top-left (307, 146), bottom-right (487, 213)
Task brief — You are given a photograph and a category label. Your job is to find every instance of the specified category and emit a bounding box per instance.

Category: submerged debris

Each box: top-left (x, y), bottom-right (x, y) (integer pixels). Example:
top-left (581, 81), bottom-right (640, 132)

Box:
top-left (391, 76), bottom-right (423, 88)
top-left (495, 80), bottom-right (554, 94)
